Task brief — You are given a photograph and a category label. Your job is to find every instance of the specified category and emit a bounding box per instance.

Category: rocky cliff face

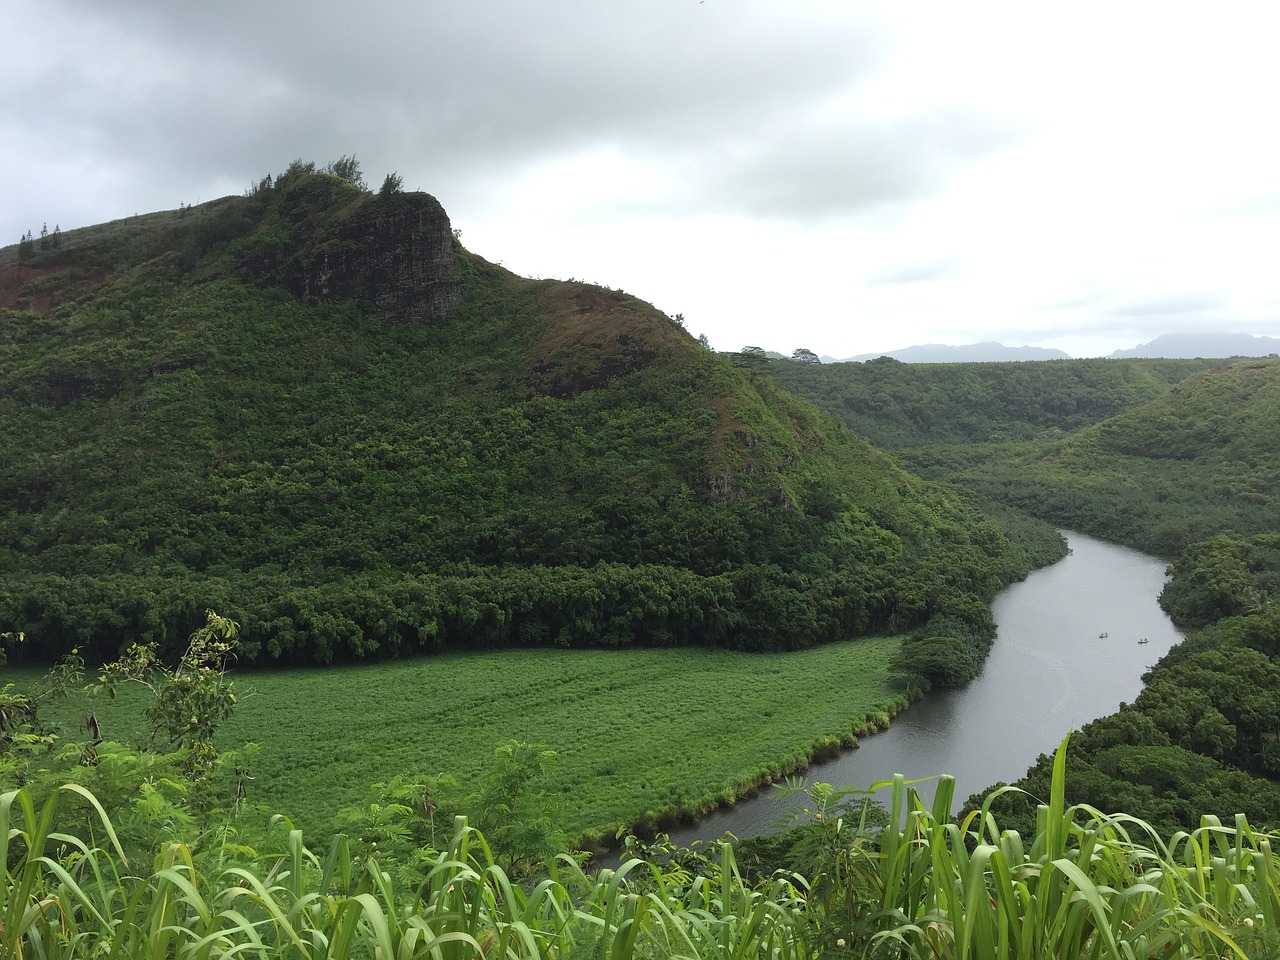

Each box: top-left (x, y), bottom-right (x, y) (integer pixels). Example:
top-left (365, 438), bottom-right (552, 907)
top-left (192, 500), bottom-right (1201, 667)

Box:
top-left (238, 177), bottom-right (465, 325)
top-left (290, 191), bottom-right (463, 325)
top-left (2, 176), bottom-right (467, 328)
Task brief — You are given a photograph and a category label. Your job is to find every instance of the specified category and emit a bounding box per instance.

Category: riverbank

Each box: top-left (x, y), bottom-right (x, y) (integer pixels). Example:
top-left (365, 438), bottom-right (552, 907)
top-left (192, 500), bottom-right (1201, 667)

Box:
top-left (608, 686), bottom-right (920, 851)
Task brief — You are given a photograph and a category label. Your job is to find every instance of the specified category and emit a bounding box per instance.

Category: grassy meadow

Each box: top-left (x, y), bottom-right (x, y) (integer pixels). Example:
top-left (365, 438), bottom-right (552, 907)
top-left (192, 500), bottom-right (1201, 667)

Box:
top-left (10, 635), bottom-right (906, 846)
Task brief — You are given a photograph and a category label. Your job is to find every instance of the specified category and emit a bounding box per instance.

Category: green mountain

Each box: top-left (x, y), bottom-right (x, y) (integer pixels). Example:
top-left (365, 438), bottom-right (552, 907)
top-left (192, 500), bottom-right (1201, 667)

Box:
top-left (0, 166), bottom-right (1028, 665)
top-left (761, 354), bottom-right (1280, 555)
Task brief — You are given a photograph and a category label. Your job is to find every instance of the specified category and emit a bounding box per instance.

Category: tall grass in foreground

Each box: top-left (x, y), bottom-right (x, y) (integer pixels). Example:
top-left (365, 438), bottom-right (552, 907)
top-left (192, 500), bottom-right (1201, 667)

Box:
top-left (2, 781), bottom-right (809, 960)
top-left (5, 739), bottom-right (1278, 959)
top-left (805, 740), bottom-right (1280, 959)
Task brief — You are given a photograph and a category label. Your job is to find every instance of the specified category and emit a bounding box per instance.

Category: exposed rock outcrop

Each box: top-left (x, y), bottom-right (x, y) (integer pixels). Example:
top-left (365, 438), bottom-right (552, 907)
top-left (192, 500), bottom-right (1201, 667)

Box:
top-left (237, 178), bottom-right (465, 325)
top-left (289, 191), bottom-right (463, 325)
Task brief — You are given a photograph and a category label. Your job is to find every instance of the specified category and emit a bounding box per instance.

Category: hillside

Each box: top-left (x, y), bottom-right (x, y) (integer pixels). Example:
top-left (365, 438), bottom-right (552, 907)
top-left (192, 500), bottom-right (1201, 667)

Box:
top-left (944, 359), bottom-right (1280, 556)
top-left (765, 352), bottom-right (1279, 556)
top-left (766, 355), bottom-right (1219, 448)
top-left (0, 167), bottom-right (1031, 666)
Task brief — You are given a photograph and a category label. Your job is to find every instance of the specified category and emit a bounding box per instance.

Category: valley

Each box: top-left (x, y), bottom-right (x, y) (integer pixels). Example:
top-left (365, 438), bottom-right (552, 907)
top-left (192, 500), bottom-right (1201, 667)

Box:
top-left (4, 171), bottom-right (1280, 958)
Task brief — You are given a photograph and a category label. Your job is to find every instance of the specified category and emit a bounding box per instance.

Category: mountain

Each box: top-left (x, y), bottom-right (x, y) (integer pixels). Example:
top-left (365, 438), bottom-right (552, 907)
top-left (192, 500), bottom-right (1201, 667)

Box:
top-left (1109, 332), bottom-right (1280, 359)
top-left (0, 165), bottom-right (1023, 665)
top-left (840, 342), bottom-right (1071, 363)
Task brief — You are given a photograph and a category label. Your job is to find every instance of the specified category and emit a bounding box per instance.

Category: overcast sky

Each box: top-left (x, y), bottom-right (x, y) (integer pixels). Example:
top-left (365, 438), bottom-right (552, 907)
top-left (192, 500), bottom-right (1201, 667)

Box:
top-left (4, 2), bottom-right (1279, 358)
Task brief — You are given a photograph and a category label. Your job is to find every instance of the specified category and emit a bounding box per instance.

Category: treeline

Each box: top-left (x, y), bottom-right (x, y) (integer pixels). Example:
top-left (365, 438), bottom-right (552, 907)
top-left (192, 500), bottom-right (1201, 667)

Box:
top-left (771, 356), bottom-right (1280, 557)
top-left (1, 539), bottom-right (1014, 667)
top-left (932, 360), bottom-right (1280, 556)
top-left (1159, 531), bottom-right (1280, 627)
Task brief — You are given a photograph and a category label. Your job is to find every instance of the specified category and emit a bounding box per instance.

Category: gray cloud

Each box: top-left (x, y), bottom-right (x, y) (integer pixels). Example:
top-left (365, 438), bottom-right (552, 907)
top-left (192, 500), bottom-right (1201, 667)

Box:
top-left (6, 2), bottom-right (1020, 233)
top-left (998, 293), bottom-right (1238, 354)
top-left (5, 2), bottom-right (896, 224)
top-left (663, 105), bottom-right (1021, 221)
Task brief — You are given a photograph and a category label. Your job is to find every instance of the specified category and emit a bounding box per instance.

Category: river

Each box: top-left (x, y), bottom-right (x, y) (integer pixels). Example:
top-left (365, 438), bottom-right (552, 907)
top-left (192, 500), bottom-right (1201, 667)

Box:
top-left (666, 529), bottom-right (1184, 845)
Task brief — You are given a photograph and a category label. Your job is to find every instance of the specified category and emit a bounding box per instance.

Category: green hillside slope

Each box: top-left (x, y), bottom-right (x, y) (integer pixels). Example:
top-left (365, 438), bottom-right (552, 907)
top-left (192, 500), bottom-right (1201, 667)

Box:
top-left (763, 353), bottom-right (1276, 556)
top-left (947, 359), bottom-right (1280, 555)
top-left (765, 355), bottom-right (1219, 449)
top-left (0, 169), bottom-right (1027, 665)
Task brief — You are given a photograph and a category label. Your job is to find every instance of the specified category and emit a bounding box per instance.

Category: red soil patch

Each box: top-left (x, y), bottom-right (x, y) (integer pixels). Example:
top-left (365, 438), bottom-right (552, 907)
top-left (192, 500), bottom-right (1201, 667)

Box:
top-left (0, 263), bottom-right (110, 316)
top-left (0, 264), bottom-right (57, 314)
top-left (530, 283), bottom-right (681, 361)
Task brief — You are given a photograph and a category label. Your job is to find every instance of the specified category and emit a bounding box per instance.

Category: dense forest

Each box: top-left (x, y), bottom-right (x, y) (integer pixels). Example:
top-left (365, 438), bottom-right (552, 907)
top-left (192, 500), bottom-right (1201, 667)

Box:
top-left (0, 166), bottom-right (1050, 673)
top-left (767, 353), bottom-right (1280, 557)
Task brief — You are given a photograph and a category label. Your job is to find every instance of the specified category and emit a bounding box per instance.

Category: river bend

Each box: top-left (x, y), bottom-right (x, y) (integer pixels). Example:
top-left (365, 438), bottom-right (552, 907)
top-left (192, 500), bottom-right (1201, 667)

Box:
top-left (669, 530), bottom-right (1183, 844)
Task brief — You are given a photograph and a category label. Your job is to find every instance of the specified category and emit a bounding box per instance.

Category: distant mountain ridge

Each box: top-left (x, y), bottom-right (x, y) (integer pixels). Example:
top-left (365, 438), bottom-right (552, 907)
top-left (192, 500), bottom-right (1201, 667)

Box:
top-left (1109, 332), bottom-right (1280, 359)
top-left (818, 332), bottom-right (1280, 364)
top-left (836, 342), bottom-right (1071, 364)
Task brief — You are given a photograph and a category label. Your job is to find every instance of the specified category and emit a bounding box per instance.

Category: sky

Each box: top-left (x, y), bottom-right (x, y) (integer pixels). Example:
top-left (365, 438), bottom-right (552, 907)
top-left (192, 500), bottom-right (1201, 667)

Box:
top-left (4, 2), bottom-right (1279, 359)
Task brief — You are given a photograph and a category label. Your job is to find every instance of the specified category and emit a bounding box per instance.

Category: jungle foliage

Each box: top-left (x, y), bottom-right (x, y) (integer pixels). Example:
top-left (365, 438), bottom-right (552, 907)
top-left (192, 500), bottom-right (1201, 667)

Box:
top-left (0, 172), bottom-right (1033, 667)
top-left (939, 361), bottom-right (1280, 557)
top-left (766, 355), bottom-right (1221, 449)
top-left (6, 735), bottom-right (1278, 960)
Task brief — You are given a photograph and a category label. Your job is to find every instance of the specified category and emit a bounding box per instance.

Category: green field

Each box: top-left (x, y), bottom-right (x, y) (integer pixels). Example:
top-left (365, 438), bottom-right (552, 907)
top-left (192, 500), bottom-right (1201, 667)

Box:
top-left (10, 635), bottom-right (906, 845)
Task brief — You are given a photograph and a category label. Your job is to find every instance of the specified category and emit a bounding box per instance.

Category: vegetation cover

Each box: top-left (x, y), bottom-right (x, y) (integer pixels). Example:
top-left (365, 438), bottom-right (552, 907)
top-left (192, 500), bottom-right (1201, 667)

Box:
top-left (765, 355), bottom-right (1221, 450)
top-left (0, 165), bottom-right (1028, 670)
top-left (6, 633), bottom-right (910, 846)
top-left (4, 617), bottom-right (1277, 958)
top-left (771, 354), bottom-right (1280, 559)
top-left (6, 736), bottom-right (1277, 960)
top-left (763, 354), bottom-right (1280, 562)
top-left (766, 354), bottom-right (1280, 837)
